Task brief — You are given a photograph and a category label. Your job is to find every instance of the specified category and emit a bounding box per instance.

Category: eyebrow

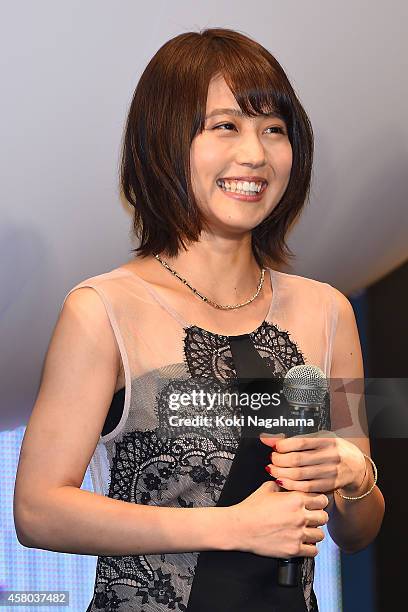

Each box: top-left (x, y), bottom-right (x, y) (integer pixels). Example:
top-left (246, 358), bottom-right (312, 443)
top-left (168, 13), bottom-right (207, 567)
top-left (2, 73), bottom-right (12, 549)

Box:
top-left (205, 107), bottom-right (285, 121)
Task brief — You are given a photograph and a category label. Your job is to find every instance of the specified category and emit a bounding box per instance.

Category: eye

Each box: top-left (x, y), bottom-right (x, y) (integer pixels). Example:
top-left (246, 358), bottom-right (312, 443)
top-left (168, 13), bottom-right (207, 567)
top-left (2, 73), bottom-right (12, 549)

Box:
top-left (213, 123), bottom-right (236, 131)
top-left (213, 123), bottom-right (286, 135)
top-left (265, 126), bottom-right (287, 135)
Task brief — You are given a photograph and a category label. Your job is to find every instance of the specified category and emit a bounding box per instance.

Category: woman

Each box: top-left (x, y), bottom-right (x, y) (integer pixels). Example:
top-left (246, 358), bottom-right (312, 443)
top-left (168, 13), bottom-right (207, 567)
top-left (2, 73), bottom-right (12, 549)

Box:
top-left (14, 28), bottom-right (384, 611)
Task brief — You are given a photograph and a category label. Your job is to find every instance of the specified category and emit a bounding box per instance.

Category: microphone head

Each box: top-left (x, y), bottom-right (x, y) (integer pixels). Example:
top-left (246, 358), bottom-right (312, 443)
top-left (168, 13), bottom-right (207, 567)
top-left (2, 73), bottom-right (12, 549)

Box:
top-left (283, 365), bottom-right (328, 407)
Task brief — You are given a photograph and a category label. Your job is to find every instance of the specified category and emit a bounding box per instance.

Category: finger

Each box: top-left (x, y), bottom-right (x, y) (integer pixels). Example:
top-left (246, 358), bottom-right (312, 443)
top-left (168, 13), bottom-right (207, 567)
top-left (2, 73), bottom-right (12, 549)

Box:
top-left (263, 480), bottom-right (281, 493)
top-left (269, 448), bottom-right (335, 467)
top-left (303, 527), bottom-right (325, 545)
top-left (303, 493), bottom-right (330, 510)
top-left (273, 431), bottom-right (335, 454)
top-left (259, 432), bottom-right (285, 448)
top-left (305, 509), bottom-right (329, 528)
top-left (298, 543), bottom-right (319, 557)
top-left (275, 478), bottom-right (334, 494)
top-left (266, 463), bottom-right (337, 482)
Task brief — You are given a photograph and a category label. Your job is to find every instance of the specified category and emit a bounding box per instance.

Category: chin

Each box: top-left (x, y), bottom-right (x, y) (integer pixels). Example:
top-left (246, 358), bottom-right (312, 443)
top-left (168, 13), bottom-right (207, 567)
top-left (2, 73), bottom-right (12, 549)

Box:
top-left (208, 216), bottom-right (263, 235)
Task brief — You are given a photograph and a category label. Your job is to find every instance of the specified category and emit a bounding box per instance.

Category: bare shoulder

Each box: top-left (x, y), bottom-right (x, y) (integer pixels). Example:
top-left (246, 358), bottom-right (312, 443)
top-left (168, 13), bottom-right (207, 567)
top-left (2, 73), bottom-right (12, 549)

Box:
top-left (319, 282), bottom-right (354, 317)
top-left (44, 285), bottom-right (122, 410)
top-left (120, 256), bottom-right (181, 292)
top-left (14, 285), bottom-right (123, 523)
top-left (120, 256), bottom-right (160, 282)
top-left (62, 284), bottom-right (106, 319)
top-left (274, 269), bottom-right (339, 302)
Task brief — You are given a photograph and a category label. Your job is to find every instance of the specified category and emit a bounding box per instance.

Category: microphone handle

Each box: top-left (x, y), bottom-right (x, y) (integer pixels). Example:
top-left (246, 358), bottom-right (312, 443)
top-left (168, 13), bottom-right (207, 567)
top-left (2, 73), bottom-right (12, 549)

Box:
top-left (276, 402), bottom-right (324, 587)
top-left (277, 556), bottom-right (303, 586)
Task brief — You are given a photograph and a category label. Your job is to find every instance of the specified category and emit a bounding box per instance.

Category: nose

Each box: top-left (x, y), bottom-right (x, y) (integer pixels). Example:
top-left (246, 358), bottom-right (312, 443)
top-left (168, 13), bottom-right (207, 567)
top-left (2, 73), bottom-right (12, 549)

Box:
top-left (235, 131), bottom-right (267, 168)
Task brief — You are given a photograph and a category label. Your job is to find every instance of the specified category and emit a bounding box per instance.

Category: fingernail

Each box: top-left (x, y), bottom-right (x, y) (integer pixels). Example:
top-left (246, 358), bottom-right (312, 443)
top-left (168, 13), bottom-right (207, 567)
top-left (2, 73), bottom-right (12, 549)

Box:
top-left (264, 465), bottom-right (272, 475)
top-left (276, 479), bottom-right (283, 486)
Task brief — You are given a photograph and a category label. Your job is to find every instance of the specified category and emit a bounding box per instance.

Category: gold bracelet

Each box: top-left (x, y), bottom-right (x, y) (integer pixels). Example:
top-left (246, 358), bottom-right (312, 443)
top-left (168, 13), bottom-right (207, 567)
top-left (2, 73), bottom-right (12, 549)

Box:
top-left (334, 454), bottom-right (377, 501)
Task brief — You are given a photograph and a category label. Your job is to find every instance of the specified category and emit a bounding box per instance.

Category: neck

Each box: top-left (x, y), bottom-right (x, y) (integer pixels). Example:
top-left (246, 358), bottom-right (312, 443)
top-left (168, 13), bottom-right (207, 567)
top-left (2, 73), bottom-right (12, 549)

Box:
top-left (154, 241), bottom-right (265, 304)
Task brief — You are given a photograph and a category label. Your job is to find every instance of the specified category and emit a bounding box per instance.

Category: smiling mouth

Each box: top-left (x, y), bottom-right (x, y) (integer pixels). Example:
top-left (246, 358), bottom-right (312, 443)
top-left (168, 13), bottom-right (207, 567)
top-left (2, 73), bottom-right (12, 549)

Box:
top-left (216, 178), bottom-right (268, 196)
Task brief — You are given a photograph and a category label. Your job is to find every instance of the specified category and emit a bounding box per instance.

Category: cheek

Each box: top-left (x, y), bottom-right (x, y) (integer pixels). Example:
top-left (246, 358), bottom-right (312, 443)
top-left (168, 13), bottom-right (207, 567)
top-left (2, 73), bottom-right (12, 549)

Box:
top-left (189, 147), bottom-right (217, 202)
top-left (191, 136), bottom-right (221, 169)
top-left (198, 148), bottom-right (224, 171)
top-left (278, 143), bottom-right (293, 174)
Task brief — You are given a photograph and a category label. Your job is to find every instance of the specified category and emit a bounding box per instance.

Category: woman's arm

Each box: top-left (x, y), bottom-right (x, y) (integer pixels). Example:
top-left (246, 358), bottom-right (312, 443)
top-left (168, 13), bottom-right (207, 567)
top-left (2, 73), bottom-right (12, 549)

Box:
top-left (15, 485), bottom-right (231, 556)
top-left (325, 288), bottom-right (385, 553)
top-left (261, 287), bottom-right (385, 554)
top-left (325, 448), bottom-right (384, 554)
top-left (13, 288), bottom-right (231, 555)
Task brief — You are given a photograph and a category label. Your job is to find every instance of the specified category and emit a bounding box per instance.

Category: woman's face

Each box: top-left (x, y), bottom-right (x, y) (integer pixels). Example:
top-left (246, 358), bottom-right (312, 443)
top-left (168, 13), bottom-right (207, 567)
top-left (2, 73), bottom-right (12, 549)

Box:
top-left (190, 74), bottom-right (292, 236)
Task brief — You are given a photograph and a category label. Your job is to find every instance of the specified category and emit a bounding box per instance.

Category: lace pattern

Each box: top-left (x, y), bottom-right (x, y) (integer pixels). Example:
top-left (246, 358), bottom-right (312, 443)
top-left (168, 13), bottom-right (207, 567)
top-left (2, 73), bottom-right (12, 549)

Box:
top-left (88, 321), bottom-right (324, 611)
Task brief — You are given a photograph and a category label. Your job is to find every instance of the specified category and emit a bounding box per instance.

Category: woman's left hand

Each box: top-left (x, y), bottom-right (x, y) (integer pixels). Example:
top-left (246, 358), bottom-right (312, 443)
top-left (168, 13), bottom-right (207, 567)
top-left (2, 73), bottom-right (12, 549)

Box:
top-left (260, 430), bottom-right (366, 494)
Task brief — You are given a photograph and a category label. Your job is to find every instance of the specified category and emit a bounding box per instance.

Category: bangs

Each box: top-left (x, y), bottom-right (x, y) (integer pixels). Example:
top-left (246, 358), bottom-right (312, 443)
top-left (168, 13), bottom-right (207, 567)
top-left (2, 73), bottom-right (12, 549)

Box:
top-left (196, 35), bottom-right (294, 132)
top-left (120, 27), bottom-right (313, 267)
top-left (220, 67), bottom-right (291, 125)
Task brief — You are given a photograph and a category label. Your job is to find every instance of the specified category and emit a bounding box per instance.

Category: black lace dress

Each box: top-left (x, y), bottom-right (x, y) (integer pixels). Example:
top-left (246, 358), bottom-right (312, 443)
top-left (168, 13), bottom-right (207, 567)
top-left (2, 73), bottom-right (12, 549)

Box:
top-left (86, 327), bottom-right (329, 611)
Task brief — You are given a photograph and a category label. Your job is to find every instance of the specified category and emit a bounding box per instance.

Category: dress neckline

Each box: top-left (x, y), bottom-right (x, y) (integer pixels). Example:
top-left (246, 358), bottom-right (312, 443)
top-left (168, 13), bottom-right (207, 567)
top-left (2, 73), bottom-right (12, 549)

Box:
top-left (118, 265), bottom-right (276, 338)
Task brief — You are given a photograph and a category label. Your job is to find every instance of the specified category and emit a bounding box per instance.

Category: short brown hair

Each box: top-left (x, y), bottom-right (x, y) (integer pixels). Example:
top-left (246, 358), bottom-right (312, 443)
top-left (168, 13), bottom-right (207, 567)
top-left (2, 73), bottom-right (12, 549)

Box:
top-left (120, 27), bottom-right (314, 268)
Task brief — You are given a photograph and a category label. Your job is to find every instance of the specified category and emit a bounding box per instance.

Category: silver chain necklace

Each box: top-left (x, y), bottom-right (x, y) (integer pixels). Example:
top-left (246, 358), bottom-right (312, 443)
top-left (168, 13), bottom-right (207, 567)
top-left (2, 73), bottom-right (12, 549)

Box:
top-left (153, 253), bottom-right (266, 310)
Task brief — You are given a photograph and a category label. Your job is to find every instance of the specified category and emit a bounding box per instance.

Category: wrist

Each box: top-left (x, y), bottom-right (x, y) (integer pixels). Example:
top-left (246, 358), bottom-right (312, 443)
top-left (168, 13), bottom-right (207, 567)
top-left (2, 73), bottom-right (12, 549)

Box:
top-left (204, 506), bottom-right (238, 552)
top-left (341, 453), bottom-right (368, 494)
top-left (334, 453), bottom-right (378, 502)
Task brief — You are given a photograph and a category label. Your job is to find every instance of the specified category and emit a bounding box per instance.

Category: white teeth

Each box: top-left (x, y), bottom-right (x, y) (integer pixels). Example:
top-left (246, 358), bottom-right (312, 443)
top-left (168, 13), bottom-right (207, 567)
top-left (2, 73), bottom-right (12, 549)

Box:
top-left (217, 179), bottom-right (265, 195)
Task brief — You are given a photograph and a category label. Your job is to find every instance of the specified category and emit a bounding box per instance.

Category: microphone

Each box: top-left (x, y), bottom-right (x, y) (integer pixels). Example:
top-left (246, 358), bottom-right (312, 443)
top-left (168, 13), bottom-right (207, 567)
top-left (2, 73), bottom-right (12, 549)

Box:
top-left (277, 364), bottom-right (329, 587)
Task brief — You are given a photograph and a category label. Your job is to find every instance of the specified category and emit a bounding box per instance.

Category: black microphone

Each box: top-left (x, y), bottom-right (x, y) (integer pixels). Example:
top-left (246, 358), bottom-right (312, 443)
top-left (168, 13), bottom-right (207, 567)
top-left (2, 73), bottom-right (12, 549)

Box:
top-left (277, 364), bottom-right (329, 587)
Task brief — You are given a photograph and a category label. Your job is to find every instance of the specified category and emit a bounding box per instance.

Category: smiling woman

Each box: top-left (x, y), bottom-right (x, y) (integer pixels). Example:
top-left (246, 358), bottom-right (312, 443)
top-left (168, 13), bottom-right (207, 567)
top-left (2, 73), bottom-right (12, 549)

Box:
top-left (189, 73), bottom-right (293, 232)
top-left (14, 26), bottom-right (383, 612)
top-left (121, 27), bottom-right (314, 269)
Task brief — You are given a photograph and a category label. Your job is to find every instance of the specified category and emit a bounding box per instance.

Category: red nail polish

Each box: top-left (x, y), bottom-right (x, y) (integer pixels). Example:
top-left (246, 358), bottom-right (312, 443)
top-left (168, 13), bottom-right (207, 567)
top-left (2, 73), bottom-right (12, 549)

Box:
top-left (276, 479), bottom-right (283, 486)
top-left (265, 465), bottom-right (272, 475)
